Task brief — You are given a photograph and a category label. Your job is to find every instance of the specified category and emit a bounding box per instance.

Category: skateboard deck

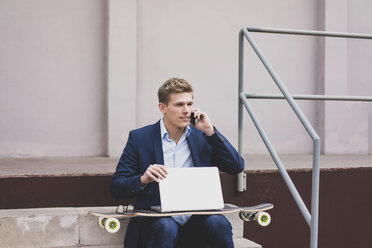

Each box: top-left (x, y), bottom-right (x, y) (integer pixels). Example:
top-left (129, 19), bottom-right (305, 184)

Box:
top-left (89, 203), bottom-right (273, 233)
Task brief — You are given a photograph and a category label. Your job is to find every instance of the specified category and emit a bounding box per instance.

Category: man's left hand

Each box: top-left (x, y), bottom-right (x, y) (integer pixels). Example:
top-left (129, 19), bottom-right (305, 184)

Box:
top-left (191, 108), bottom-right (215, 136)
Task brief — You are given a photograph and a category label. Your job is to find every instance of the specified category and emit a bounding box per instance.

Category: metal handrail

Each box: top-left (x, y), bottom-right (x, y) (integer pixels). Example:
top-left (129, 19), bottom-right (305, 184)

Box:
top-left (245, 93), bottom-right (372, 102)
top-left (245, 27), bottom-right (372, 39)
top-left (238, 27), bottom-right (372, 248)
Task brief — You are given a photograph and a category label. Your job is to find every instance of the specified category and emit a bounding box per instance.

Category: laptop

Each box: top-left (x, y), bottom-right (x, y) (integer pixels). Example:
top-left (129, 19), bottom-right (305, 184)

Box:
top-left (151, 167), bottom-right (224, 213)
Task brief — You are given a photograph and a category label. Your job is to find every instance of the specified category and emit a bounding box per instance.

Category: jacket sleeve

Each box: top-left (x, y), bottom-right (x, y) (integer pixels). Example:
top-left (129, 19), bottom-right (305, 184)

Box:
top-left (110, 131), bottom-right (145, 199)
top-left (204, 127), bottom-right (244, 175)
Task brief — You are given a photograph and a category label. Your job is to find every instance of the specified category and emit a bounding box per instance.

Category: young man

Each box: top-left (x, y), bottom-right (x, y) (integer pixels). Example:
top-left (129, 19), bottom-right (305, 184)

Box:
top-left (110, 78), bottom-right (244, 248)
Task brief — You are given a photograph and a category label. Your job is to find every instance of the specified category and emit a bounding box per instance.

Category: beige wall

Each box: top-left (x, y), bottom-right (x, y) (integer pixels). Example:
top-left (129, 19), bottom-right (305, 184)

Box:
top-left (0, 0), bottom-right (107, 157)
top-left (136, 0), bottom-right (319, 155)
top-left (347, 0), bottom-right (372, 154)
top-left (1, 0), bottom-right (372, 157)
top-left (319, 0), bottom-right (372, 154)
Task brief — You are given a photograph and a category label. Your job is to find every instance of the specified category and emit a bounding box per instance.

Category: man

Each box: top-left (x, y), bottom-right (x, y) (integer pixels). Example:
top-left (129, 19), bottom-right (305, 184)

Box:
top-left (110, 77), bottom-right (244, 248)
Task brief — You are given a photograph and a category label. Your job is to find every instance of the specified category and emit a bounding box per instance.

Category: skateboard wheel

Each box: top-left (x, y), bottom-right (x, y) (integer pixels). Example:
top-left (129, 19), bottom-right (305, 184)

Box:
top-left (255, 212), bottom-right (271, 227)
top-left (98, 217), bottom-right (106, 229)
top-left (104, 218), bottom-right (120, 233)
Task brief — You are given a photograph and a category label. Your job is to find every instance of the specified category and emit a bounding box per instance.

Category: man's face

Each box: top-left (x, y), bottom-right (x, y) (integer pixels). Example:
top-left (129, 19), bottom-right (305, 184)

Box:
top-left (159, 92), bottom-right (193, 131)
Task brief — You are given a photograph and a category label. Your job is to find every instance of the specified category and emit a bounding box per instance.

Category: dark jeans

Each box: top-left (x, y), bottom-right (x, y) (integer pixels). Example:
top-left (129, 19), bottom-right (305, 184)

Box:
top-left (139, 214), bottom-right (234, 248)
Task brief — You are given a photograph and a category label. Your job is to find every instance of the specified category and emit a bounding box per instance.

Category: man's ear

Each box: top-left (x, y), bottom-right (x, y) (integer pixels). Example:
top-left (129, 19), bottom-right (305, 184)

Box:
top-left (158, 102), bottom-right (166, 114)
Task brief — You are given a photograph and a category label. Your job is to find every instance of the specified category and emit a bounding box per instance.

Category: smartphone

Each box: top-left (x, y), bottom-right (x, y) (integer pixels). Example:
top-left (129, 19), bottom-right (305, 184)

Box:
top-left (190, 112), bottom-right (196, 125)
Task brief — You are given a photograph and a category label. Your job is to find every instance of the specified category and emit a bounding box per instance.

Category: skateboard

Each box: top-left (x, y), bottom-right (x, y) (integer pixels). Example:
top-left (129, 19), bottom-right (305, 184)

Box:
top-left (89, 203), bottom-right (273, 233)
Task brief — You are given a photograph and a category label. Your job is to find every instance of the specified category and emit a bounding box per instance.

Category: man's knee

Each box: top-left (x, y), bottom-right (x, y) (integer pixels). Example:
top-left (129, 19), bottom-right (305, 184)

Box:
top-left (203, 215), bottom-right (232, 234)
top-left (203, 215), bottom-right (233, 248)
top-left (205, 215), bottom-right (232, 230)
top-left (140, 217), bottom-right (179, 248)
top-left (151, 217), bottom-right (179, 238)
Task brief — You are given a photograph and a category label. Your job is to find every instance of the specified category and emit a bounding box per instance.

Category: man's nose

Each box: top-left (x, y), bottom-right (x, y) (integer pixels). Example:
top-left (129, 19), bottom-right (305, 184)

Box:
top-left (183, 105), bottom-right (191, 113)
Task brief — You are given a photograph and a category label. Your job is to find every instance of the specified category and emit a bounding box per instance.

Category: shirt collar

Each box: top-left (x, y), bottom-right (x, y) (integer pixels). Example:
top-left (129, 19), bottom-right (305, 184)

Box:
top-left (160, 118), bottom-right (191, 139)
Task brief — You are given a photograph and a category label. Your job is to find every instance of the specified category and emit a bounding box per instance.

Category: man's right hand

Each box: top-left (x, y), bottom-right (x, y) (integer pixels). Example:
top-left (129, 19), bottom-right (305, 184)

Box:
top-left (140, 164), bottom-right (168, 185)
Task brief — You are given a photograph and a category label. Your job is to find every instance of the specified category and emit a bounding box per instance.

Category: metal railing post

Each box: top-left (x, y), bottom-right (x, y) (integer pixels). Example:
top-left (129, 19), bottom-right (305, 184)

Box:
top-left (310, 139), bottom-right (321, 248)
top-left (237, 30), bottom-right (246, 192)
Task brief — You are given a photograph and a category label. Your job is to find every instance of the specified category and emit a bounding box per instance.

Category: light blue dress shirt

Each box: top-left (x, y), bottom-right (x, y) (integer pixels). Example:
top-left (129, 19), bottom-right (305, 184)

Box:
top-left (160, 118), bottom-right (194, 225)
top-left (160, 118), bottom-right (194, 169)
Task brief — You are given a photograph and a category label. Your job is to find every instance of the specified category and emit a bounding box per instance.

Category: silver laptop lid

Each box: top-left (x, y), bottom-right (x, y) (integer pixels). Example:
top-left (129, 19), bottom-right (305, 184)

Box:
top-left (158, 167), bottom-right (224, 212)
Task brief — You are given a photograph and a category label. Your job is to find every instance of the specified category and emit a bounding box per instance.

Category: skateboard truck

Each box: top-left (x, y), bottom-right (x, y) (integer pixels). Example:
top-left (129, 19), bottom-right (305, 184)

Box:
top-left (116, 204), bottom-right (134, 214)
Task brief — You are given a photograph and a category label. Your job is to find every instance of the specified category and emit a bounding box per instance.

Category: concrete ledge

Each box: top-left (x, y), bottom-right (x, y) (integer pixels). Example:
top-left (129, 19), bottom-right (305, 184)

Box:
top-left (0, 206), bottom-right (261, 248)
top-left (243, 154), bottom-right (372, 171)
top-left (1, 154), bottom-right (371, 178)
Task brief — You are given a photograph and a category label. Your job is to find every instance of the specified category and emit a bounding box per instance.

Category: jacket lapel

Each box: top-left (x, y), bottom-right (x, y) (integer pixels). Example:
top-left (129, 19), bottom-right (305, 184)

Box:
top-left (152, 121), bottom-right (164, 165)
top-left (187, 127), bottom-right (201, 167)
top-left (153, 121), bottom-right (200, 167)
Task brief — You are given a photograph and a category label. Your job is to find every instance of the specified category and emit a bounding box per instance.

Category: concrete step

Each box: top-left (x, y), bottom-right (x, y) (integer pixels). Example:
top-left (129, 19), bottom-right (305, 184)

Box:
top-left (59, 241), bottom-right (260, 248)
top-left (55, 246), bottom-right (122, 248)
top-left (59, 238), bottom-right (259, 248)
top-left (0, 206), bottom-right (261, 248)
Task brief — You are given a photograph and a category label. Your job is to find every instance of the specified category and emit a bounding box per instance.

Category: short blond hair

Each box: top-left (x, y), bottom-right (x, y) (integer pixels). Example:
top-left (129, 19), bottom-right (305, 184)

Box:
top-left (158, 77), bottom-right (193, 105)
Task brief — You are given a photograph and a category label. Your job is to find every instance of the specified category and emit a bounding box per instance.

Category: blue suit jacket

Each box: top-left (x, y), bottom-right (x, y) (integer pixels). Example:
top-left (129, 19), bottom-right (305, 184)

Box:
top-left (110, 121), bottom-right (244, 248)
